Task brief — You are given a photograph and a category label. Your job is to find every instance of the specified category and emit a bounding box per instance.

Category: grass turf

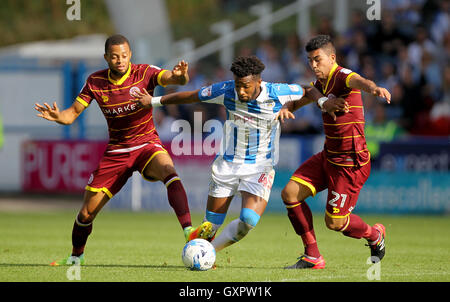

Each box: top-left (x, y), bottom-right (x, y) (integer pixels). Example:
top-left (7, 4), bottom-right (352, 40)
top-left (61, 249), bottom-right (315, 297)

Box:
top-left (0, 211), bottom-right (449, 282)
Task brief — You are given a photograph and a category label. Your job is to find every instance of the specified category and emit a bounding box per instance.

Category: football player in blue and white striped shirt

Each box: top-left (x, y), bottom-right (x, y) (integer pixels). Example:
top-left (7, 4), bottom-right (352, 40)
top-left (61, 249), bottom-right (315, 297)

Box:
top-left (131, 55), bottom-right (346, 255)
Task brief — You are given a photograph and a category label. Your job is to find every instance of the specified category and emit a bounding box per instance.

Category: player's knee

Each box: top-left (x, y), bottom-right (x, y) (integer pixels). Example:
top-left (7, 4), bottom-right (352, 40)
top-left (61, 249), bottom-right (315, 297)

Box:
top-left (167, 166), bottom-right (177, 177)
top-left (77, 211), bottom-right (95, 225)
top-left (282, 182), bottom-right (311, 204)
top-left (281, 186), bottom-right (296, 204)
top-left (145, 163), bottom-right (177, 182)
top-left (325, 217), bottom-right (346, 231)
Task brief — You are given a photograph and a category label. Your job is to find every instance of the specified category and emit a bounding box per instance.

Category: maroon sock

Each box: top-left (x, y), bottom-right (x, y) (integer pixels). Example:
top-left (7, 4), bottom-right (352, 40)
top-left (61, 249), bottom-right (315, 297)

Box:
top-left (72, 217), bottom-right (92, 257)
top-left (164, 173), bottom-right (192, 229)
top-left (341, 214), bottom-right (378, 241)
top-left (285, 201), bottom-right (321, 258)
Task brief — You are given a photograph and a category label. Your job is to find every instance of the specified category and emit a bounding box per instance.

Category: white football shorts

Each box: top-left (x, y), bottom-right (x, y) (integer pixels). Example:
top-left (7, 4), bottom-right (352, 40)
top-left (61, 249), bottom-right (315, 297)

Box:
top-left (208, 157), bottom-right (275, 202)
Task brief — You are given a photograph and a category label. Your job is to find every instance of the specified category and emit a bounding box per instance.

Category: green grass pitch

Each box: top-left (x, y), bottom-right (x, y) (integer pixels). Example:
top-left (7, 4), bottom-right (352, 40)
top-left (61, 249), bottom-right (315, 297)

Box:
top-left (0, 211), bottom-right (449, 282)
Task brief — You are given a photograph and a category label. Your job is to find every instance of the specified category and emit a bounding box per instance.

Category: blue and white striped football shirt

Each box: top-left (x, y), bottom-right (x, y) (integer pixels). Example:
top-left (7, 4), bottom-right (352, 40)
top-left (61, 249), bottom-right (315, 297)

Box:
top-left (198, 80), bottom-right (304, 167)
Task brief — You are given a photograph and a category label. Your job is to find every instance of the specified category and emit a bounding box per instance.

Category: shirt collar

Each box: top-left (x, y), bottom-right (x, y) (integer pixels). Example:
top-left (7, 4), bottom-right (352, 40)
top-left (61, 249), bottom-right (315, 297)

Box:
top-left (108, 63), bottom-right (132, 85)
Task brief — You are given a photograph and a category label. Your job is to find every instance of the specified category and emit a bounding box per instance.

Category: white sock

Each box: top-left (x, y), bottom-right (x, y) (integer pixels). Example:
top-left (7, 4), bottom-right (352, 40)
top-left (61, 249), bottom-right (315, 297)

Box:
top-left (211, 218), bottom-right (253, 252)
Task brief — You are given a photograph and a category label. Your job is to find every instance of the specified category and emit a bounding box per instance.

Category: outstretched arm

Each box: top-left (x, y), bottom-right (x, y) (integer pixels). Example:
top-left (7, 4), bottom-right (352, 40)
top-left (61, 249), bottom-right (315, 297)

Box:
top-left (35, 101), bottom-right (85, 125)
top-left (131, 88), bottom-right (201, 108)
top-left (347, 73), bottom-right (391, 103)
top-left (289, 85), bottom-right (322, 112)
top-left (277, 87), bottom-right (316, 123)
top-left (277, 85), bottom-right (348, 122)
top-left (159, 60), bottom-right (190, 86)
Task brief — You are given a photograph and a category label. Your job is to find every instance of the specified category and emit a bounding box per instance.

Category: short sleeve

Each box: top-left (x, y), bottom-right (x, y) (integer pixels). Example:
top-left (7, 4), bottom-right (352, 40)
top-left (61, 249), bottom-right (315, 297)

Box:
top-left (198, 81), bottom-right (233, 104)
top-left (337, 67), bottom-right (358, 88)
top-left (272, 83), bottom-right (304, 105)
top-left (76, 78), bottom-right (95, 108)
top-left (145, 65), bottom-right (169, 90)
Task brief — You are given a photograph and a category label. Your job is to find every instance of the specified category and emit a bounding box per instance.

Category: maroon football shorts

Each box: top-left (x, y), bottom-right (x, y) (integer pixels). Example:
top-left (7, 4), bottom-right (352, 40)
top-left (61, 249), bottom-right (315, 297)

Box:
top-left (85, 142), bottom-right (168, 198)
top-left (290, 150), bottom-right (371, 218)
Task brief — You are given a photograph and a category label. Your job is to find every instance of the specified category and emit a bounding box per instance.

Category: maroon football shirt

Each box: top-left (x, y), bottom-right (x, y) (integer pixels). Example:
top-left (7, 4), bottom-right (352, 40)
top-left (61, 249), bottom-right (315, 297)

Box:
top-left (312, 63), bottom-right (370, 167)
top-left (76, 63), bottom-right (167, 150)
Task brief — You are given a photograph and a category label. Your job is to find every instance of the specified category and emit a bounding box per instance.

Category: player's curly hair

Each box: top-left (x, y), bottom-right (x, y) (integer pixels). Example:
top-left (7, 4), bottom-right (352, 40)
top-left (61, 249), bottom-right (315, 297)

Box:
top-left (230, 55), bottom-right (265, 78)
top-left (105, 34), bottom-right (130, 54)
top-left (305, 35), bottom-right (336, 54)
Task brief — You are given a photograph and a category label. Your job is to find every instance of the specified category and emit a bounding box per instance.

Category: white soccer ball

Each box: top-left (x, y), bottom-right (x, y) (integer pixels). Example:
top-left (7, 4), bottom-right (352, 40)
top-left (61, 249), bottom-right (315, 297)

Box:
top-left (182, 239), bottom-right (216, 271)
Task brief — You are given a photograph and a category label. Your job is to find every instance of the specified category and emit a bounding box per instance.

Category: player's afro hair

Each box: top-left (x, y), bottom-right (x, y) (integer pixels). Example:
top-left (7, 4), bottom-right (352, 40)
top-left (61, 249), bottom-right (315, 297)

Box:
top-left (305, 35), bottom-right (335, 54)
top-left (230, 55), bottom-right (265, 78)
top-left (105, 34), bottom-right (130, 54)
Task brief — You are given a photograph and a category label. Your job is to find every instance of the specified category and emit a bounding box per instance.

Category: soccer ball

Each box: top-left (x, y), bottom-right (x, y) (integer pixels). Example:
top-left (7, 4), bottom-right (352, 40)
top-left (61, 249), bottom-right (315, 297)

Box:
top-left (182, 239), bottom-right (216, 271)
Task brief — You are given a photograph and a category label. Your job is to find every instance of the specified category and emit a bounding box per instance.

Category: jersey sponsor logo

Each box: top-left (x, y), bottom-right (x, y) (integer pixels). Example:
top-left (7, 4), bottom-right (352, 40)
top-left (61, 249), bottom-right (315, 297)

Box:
top-left (233, 114), bottom-right (256, 124)
top-left (129, 86), bottom-right (141, 97)
top-left (261, 99), bottom-right (275, 108)
top-left (340, 68), bottom-right (352, 74)
top-left (201, 86), bottom-right (212, 98)
top-left (101, 95), bottom-right (109, 103)
top-left (101, 103), bottom-right (139, 116)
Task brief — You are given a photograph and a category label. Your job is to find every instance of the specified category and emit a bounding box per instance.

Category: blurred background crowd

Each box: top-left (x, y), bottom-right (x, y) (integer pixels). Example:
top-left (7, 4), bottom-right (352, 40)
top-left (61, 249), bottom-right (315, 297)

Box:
top-left (154, 0), bottom-right (449, 160)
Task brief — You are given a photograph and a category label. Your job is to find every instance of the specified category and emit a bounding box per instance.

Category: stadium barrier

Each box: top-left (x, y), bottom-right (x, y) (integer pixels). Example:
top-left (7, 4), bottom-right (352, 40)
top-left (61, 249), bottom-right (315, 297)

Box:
top-left (107, 168), bottom-right (450, 215)
top-left (266, 170), bottom-right (450, 214)
top-left (21, 140), bottom-right (107, 193)
top-left (20, 137), bottom-right (449, 214)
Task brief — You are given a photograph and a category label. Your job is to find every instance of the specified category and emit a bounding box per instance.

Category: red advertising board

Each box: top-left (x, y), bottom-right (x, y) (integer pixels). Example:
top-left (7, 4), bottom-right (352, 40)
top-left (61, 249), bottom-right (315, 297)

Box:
top-left (21, 140), bottom-right (216, 193)
top-left (22, 140), bottom-right (107, 193)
